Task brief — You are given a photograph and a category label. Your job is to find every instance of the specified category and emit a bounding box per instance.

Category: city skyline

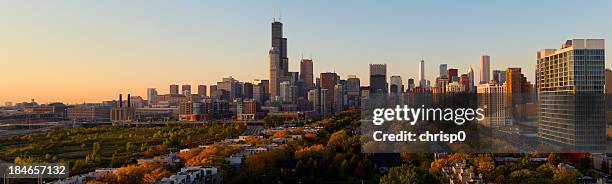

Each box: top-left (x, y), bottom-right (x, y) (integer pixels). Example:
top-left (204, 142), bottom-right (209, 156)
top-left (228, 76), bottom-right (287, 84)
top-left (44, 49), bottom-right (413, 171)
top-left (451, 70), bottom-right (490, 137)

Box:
top-left (2, 1), bottom-right (612, 104)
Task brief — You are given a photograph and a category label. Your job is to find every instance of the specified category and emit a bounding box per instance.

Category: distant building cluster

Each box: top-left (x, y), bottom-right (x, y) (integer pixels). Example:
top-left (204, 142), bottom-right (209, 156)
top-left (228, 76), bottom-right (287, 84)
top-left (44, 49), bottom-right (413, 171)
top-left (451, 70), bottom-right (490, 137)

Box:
top-left (0, 19), bottom-right (609, 153)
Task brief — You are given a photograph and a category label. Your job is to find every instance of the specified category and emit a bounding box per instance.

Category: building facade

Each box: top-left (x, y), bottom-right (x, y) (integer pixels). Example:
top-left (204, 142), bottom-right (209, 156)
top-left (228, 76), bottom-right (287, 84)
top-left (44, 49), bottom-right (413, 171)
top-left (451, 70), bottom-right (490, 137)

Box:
top-left (536, 39), bottom-right (606, 151)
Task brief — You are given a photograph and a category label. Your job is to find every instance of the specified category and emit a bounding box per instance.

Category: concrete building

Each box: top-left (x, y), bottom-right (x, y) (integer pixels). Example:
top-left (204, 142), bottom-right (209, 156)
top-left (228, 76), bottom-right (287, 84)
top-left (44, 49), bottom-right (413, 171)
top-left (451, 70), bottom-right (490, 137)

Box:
top-left (536, 39), bottom-right (606, 152)
top-left (110, 94), bottom-right (134, 123)
top-left (67, 106), bottom-right (111, 122)
top-left (477, 83), bottom-right (509, 127)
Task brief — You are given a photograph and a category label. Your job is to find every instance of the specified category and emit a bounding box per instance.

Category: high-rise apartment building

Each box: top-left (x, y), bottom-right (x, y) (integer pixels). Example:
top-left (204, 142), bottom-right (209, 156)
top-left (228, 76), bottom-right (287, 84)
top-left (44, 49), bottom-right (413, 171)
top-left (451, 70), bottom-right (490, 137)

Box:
top-left (480, 55), bottom-right (490, 84)
top-left (477, 83), bottom-right (509, 127)
top-left (170, 84), bottom-right (179, 95)
top-left (197, 85), bottom-right (207, 97)
top-left (181, 85), bottom-right (191, 95)
top-left (369, 64), bottom-right (387, 94)
top-left (536, 39), bottom-right (606, 151)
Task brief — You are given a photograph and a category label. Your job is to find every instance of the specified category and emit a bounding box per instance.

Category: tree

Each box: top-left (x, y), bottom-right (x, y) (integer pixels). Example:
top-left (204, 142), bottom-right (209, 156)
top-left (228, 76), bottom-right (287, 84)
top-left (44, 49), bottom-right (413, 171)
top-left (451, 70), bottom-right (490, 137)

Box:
top-left (264, 115), bottom-right (285, 128)
top-left (143, 168), bottom-right (171, 183)
top-left (380, 164), bottom-right (440, 184)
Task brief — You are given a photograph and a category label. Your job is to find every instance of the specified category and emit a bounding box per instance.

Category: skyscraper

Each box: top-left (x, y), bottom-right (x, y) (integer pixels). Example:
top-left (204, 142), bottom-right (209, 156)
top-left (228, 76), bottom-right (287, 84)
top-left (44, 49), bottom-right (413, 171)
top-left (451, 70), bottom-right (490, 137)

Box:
top-left (243, 82), bottom-right (253, 99)
top-left (279, 81), bottom-right (294, 103)
top-left (536, 39), bottom-right (605, 152)
top-left (407, 78), bottom-right (415, 92)
top-left (390, 76), bottom-right (403, 94)
top-left (170, 84), bottom-right (179, 95)
top-left (480, 55), bottom-right (490, 84)
top-left (217, 77), bottom-right (241, 100)
top-left (320, 72), bottom-right (338, 112)
top-left (447, 68), bottom-right (458, 82)
top-left (300, 58), bottom-right (314, 87)
top-left (308, 88), bottom-right (321, 114)
top-left (334, 84), bottom-right (345, 111)
top-left (370, 64), bottom-right (387, 93)
top-left (492, 70), bottom-right (506, 84)
top-left (269, 19), bottom-right (289, 101)
top-left (439, 64), bottom-right (448, 78)
top-left (477, 83), bottom-right (509, 127)
top-left (181, 85), bottom-right (191, 95)
top-left (467, 66), bottom-right (475, 92)
top-left (269, 47), bottom-right (281, 99)
top-left (505, 68), bottom-right (530, 121)
top-left (253, 84), bottom-right (265, 103)
top-left (346, 75), bottom-right (361, 108)
top-left (419, 59), bottom-right (426, 87)
top-left (197, 85), bottom-right (207, 97)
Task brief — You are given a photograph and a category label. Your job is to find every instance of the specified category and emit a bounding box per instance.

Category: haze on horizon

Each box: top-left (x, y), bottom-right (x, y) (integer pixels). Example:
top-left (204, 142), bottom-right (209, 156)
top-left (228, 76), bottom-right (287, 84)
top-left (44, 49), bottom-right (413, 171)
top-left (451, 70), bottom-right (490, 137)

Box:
top-left (1, 0), bottom-right (611, 104)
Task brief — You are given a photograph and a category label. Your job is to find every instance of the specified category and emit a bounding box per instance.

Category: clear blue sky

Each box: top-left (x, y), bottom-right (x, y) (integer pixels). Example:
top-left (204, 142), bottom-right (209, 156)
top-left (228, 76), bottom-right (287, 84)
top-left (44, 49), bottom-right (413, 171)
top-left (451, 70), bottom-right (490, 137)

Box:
top-left (1, 0), bottom-right (611, 103)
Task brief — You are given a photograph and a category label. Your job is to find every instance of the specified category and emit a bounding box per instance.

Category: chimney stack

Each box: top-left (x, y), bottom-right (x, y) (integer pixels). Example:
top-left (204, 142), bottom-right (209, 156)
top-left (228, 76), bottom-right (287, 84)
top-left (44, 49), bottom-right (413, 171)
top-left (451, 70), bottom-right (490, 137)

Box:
top-left (127, 94), bottom-right (131, 108)
top-left (119, 94), bottom-right (123, 108)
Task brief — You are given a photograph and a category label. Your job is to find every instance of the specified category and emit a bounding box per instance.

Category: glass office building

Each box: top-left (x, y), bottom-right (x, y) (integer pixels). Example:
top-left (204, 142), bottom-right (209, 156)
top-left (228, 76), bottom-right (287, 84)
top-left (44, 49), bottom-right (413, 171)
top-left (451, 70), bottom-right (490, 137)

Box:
top-left (536, 39), bottom-right (606, 152)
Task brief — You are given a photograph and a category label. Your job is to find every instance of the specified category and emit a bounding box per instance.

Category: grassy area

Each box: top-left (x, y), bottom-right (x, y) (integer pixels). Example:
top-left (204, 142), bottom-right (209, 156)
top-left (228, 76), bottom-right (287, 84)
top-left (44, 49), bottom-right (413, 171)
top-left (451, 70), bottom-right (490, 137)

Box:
top-left (0, 123), bottom-right (244, 175)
